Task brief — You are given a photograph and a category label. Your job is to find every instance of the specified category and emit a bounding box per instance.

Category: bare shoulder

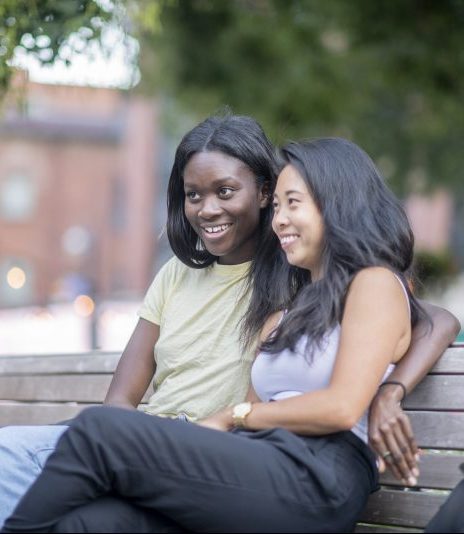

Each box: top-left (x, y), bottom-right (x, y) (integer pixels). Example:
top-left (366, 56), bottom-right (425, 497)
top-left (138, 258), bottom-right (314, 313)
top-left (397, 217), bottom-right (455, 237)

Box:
top-left (345, 266), bottom-right (410, 320)
top-left (259, 310), bottom-right (284, 343)
top-left (348, 266), bottom-right (404, 296)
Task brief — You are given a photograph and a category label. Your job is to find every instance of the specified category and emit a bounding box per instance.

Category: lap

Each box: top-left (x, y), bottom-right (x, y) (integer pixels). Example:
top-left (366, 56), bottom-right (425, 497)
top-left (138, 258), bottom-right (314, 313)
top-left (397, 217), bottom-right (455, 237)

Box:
top-left (71, 406), bottom-right (375, 531)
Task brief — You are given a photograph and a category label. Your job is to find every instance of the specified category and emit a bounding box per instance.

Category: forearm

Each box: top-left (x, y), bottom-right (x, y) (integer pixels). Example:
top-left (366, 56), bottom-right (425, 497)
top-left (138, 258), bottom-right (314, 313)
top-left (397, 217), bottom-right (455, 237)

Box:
top-left (241, 390), bottom-right (356, 435)
top-left (387, 302), bottom-right (460, 395)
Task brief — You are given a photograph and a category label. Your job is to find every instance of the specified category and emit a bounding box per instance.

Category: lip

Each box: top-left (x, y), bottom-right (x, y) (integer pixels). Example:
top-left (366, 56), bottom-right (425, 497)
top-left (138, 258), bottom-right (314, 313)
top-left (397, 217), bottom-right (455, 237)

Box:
top-left (200, 223), bottom-right (233, 241)
top-left (278, 234), bottom-right (299, 251)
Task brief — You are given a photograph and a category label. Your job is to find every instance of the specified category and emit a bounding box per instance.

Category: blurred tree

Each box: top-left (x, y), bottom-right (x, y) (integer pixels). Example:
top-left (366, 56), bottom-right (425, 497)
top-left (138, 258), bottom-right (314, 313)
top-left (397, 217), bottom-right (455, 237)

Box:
top-left (0, 0), bottom-right (113, 95)
top-left (2, 0), bottom-right (463, 194)
top-left (134, 0), bottom-right (464, 194)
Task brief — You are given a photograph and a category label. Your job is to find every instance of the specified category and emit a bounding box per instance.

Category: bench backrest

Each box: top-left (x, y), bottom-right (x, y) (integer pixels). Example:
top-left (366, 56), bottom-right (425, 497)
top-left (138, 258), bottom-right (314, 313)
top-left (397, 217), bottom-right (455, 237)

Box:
top-left (358, 343), bottom-right (464, 532)
top-left (1, 344), bottom-right (463, 531)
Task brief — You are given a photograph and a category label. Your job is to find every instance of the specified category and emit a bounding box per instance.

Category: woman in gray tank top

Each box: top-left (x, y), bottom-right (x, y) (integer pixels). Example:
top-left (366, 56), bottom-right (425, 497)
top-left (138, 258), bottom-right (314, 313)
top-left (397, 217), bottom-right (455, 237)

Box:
top-left (0, 138), bottom-right (449, 533)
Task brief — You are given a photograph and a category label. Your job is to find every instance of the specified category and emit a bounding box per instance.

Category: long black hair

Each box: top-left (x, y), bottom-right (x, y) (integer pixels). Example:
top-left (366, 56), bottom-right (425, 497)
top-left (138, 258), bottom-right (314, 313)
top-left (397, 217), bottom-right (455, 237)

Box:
top-left (253, 137), bottom-right (427, 356)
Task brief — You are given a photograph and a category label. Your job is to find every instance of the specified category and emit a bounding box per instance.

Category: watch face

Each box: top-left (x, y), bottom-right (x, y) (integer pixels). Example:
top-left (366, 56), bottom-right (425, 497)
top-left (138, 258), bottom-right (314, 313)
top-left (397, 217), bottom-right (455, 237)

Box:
top-left (235, 403), bottom-right (251, 418)
top-left (236, 405), bottom-right (248, 417)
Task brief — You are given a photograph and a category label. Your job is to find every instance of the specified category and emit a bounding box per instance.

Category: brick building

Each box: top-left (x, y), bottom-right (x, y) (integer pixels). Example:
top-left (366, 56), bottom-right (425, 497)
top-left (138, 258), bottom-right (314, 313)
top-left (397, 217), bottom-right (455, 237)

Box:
top-left (0, 75), bottom-right (160, 308)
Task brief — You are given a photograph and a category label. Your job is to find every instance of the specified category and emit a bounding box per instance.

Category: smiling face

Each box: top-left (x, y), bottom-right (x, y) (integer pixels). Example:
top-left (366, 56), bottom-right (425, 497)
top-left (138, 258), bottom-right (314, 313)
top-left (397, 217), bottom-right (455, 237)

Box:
top-left (272, 164), bottom-right (325, 279)
top-left (183, 151), bottom-right (268, 265)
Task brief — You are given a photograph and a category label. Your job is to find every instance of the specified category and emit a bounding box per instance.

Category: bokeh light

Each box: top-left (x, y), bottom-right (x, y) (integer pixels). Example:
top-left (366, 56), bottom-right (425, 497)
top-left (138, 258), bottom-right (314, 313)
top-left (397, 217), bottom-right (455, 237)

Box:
top-left (73, 295), bottom-right (95, 317)
top-left (6, 267), bottom-right (26, 289)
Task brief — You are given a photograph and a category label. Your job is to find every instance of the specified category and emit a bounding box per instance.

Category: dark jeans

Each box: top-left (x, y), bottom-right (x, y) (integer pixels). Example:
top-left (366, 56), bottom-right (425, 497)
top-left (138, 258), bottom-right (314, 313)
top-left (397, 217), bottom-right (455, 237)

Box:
top-left (425, 479), bottom-right (464, 533)
top-left (2, 406), bottom-right (377, 533)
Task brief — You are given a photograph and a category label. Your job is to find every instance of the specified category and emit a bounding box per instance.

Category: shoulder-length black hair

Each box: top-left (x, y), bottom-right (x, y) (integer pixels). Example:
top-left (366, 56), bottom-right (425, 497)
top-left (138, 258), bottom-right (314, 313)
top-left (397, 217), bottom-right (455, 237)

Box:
top-left (167, 113), bottom-right (276, 268)
top-left (254, 137), bottom-right (427, 356)
top-left (167, 113), bottom-right (303, 348)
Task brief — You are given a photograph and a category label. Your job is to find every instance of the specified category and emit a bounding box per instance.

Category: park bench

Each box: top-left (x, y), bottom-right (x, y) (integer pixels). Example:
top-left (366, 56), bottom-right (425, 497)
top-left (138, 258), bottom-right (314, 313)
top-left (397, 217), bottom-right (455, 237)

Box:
top-left (0, 343), bottom-right (463, 532)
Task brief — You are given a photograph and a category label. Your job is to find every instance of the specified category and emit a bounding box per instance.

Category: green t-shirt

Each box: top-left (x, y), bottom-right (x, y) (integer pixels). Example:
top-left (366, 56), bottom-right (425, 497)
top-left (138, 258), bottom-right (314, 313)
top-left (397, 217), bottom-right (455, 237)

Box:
top-left (138, 256), bottom-right (255, 420)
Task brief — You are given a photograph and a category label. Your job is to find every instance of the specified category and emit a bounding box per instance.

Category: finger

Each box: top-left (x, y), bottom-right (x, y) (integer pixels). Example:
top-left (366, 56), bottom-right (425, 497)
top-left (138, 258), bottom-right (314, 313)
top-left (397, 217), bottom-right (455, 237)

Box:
top-left (370, 428), bottom-right (402, 479)
top-left (392, 424), bottom-right (419, 481)
top-left (381, 422), bottom-right (416, 484)
top-left (398, 412), bottom-right (419, 458)
top-left (377, 457), bottom-right (386, 473)
top-left (394, 415), bottom-right (419, 476)
top-left (369, 429), bottom-right (389, 461)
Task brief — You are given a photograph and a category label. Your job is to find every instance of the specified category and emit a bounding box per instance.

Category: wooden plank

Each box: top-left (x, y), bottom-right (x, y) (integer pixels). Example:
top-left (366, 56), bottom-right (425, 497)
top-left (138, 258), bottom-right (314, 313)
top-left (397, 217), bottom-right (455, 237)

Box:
top-left (355, 524), bottom-right (421, 533)
top-left (430, 345), bottom-right (464, 374)
top-left (408, 411), bottom-right (464, 449)
top-left (0, 403), bottom-right (88, 426)
top-left (0, 402), bottom-right (150, 426)
top-left (0, 375), bottom-right (152, 403)
top-left (403, 375), bottom-right (464, 410)
top-left (0, 375), bottom-right (112, 402)
top-left (360, 489), bottom-right (448, 528)
top-left (380, 452), bottom-right (464, 490)
top-left (0, 352), bottom-right (120, 375)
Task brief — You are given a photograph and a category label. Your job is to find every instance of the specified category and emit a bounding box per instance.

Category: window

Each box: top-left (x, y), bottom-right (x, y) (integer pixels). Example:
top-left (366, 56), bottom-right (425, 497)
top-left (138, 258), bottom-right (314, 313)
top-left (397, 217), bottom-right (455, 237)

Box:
top-left (0, 172), bottom-right (37, 221)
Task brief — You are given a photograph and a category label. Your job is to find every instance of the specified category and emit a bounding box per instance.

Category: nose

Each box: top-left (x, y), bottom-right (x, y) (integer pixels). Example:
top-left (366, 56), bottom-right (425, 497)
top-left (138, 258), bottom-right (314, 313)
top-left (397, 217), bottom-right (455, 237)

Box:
top-left (198, 195), bottom-right (222, 220)
top-left (273, 207), bottom-right (289, 229)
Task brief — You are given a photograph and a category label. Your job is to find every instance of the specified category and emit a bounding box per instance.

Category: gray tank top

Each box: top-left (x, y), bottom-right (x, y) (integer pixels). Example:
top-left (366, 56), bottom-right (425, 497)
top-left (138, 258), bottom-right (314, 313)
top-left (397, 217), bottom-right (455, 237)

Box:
top-left (251, 274), bottom-right (410, 443)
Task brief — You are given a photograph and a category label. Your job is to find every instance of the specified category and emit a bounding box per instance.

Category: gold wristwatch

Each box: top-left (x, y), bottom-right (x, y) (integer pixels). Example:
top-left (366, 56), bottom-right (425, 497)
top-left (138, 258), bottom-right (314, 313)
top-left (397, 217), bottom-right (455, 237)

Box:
top-left (232, 402), bottom-right (253, 428)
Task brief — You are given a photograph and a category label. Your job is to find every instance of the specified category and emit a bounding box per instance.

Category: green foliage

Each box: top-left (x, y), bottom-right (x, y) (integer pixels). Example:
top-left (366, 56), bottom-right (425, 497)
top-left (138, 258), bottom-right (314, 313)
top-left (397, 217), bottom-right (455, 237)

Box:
top-left (413, 250), bottom-right (459, 294)
top-left (2, 0), bottom-right (464, 196)
top-left (135, 0), bottom-right (464, 195)
top-left (0, 0), bottom-right (113, 94)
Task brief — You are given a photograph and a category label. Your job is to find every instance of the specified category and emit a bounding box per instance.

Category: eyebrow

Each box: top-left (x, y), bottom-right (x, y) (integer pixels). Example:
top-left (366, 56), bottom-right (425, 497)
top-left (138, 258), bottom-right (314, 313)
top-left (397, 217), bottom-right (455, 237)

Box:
top-left (183, 176), bottom-right (237, 188)
top-left (273, 189), bottom-right (304, 198)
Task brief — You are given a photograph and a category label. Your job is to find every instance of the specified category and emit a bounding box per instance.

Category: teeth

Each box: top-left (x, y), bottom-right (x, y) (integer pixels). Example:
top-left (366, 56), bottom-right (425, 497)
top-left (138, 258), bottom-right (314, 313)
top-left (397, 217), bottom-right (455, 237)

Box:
top-left (281, 235), bottom-right (298, 244)
top-left (204, 224), bottom-right (231, 234)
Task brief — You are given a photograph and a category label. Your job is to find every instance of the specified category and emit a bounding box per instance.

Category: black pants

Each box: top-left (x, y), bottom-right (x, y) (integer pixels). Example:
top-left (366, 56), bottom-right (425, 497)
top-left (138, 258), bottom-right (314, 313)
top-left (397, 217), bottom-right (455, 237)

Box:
top-left (425, 479), bottom-right (464, 533)
top-left (2, 406), bottom-right (377, 533)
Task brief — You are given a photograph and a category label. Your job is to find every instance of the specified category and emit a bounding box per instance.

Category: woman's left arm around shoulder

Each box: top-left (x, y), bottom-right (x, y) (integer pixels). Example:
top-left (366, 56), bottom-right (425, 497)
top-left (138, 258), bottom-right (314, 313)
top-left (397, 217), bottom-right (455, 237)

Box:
top-left (203, 267), bottom-right (411, 436)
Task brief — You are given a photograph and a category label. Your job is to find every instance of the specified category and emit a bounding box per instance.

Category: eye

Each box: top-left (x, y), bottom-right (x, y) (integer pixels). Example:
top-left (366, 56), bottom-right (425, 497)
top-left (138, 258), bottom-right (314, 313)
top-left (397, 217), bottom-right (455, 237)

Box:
top-left (288, 198), bottom-right (300, 207)
top-left (218, 187), bottom-right (234, 198)
top-left (272, 201), bottom-right (279, 210)
top-left (186, 191), bottom-right (200, 201)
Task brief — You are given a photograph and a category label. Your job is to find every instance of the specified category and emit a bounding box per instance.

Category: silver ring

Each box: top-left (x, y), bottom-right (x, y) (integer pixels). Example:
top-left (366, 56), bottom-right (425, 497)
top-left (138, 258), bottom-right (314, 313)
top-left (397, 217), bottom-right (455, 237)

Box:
top-left (382, 451), bottom-right (393, 460)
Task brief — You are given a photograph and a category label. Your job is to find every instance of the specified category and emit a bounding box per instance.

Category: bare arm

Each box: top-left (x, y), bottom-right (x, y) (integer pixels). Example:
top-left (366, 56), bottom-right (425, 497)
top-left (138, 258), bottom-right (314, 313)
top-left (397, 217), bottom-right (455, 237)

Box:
top-left (375, 301), bottom-right (460, 401)
top-left (104, 318), bottom-right (159, 409)
top-left (369, 302), bottom-right (461, 481)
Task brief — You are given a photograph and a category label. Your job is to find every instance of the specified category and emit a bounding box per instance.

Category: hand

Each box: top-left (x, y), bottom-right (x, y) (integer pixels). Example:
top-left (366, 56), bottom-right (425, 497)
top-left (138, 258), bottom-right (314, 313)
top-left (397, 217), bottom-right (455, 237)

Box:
top-left (368, 384), bottom-right (420, 486)
top-left (197, 407), bottom-right (233, 432)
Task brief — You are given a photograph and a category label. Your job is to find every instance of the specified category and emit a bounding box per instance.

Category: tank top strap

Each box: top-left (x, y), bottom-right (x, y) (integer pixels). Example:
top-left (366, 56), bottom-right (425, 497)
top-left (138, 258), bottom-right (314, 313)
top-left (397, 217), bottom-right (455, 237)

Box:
top-left (392, 273), bottom-right (411, 320)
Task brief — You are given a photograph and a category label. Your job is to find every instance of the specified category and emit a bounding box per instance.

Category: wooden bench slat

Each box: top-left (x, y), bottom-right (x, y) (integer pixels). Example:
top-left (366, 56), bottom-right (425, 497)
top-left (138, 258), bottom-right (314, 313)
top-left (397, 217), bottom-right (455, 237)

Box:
top-left (404, 375), bottom-right (464, 410)
top-left (0, 352), bottom-right (120, 375)
top-left (0, 403), bottom-right (88, 426)
top-left (0, 375), bottom-right (113, 402)
top-left (360, 489), bottom-right (448, 528)
top-left (408, 411), bottom-right (464, 449)
top-left (380, 452), bottom-right (464, 490)
top-left (430, 345), bottom-right (464, 374)
top-left (0, 375), bottom-right (152, 403)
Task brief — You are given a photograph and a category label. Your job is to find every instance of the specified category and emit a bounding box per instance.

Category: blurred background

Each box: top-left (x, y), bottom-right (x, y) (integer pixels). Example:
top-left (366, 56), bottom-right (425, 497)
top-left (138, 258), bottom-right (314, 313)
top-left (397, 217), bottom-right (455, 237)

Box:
top-left (0, 0), bottom-right (463, 354)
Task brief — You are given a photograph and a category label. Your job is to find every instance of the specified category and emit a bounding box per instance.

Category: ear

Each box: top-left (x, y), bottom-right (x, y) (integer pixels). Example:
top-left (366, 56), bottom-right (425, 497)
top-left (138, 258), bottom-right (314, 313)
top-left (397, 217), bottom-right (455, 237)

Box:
top-left (259, 181), bottom-right (271, 208)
